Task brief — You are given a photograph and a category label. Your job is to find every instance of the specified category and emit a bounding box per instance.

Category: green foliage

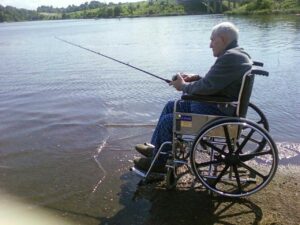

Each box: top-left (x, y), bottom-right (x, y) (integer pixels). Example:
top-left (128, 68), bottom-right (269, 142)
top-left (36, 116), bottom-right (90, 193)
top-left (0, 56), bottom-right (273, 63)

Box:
top-left (0, 5), bottom-right (43, 22)
top-left (246, 0), bottom-right (272, 10)
top-left (66, 1), bottom-right (187, 18)
top-left (1, 0), bottom-right (204, 22)
top-left (37, 1), bottom-right (106, 13)
top-left (227, 0), bottom-right (300, 14)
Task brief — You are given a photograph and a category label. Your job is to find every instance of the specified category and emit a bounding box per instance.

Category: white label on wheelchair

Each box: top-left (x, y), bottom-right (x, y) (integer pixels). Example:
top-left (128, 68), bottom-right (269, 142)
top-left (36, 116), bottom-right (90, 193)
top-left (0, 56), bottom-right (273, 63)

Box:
top-left (174, 112), bottom-right (239, 140)
top-left (180, 115), bottom-right (192, 128)
top-left (174, 113), bottom-right (220, 135)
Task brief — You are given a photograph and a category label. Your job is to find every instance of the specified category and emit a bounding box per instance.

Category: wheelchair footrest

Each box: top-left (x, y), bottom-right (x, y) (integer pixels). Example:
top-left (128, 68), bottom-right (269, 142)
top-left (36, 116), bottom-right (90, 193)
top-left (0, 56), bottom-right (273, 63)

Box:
top-left (130, 166), bottom-right (147, 178)
top-left (130, 166), bottom-right (166, 177)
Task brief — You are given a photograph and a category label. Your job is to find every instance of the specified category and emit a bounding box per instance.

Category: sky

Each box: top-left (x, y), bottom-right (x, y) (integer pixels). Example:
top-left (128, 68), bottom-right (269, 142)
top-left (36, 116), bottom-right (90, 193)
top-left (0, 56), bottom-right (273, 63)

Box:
top-left (1, 0), bottom-right (140, 10)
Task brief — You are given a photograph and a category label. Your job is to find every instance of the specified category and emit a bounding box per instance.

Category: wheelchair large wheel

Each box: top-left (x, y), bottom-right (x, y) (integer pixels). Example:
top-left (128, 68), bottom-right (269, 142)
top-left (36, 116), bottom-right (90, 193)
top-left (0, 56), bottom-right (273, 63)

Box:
top-left (190, 117), bottom-right (278, 197)
top-left (248, 102), bottom-right (269, 131)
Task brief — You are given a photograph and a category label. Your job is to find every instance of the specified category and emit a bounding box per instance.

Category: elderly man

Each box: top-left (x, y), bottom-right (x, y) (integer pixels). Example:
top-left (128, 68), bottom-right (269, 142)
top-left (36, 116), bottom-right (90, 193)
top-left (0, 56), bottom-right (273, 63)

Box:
top-left (134, 22), bottom-right (252, 173)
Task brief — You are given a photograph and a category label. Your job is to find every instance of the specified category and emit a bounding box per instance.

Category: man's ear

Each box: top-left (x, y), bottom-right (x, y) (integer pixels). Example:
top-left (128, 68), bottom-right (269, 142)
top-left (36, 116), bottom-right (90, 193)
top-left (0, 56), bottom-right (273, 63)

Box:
top-left (220, 35), bottom-right (228, 45)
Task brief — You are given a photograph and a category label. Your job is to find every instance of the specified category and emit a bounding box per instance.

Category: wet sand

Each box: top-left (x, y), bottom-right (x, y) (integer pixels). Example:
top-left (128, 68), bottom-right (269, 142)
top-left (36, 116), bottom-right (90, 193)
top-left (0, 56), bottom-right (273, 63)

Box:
top-left (0, 125), bottom-right (299, 225)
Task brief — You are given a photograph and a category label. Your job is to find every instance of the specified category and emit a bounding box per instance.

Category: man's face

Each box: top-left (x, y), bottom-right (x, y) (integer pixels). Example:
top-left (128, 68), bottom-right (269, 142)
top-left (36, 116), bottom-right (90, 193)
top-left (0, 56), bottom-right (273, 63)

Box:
top-left (210, 33), bottom-right (226, 57)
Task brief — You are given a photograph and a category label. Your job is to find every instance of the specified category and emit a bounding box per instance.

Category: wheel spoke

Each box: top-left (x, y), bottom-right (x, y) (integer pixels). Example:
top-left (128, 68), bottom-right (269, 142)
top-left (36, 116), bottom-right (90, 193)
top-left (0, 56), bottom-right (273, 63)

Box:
top-left (201, 140), bottom-right (228, 156)
top-left (223, 125), bottom-right (234, 154)
top-left (239, 161), bottom-right (267, 180)
top-left (239, 150), bottom-right (272, 162)
top-left (236, 128), bottom-right (255, 154)
top-left (233, 165), bottom-right (242, 193)
top-left (195, 158), bottom-right (224, 168)
top-left (240, 135), bottom-right (263, 145)
top-left (213, 164), bottom-right (230, 187)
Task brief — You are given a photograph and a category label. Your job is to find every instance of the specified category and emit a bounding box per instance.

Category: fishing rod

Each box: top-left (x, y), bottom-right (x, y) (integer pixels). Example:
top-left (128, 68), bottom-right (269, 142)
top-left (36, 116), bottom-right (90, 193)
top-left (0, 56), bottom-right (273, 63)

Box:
top-left (55, 37), bottom-right (171, 83)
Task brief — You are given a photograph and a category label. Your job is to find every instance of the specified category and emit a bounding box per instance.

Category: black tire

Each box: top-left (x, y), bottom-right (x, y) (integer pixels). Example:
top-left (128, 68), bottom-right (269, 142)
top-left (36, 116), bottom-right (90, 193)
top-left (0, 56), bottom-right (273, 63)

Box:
top-left (243, 102), bottom-right (269, 153)
top-left (248, 102), bottom-right (269, 131)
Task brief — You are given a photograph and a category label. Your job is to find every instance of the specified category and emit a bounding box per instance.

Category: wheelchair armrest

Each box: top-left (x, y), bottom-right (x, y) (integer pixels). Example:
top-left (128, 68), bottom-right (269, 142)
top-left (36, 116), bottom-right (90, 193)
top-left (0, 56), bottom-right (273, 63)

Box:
top-left (181, 94), bottom-right (235, 104)
top-left (252, 69), bottom-right (269, 76)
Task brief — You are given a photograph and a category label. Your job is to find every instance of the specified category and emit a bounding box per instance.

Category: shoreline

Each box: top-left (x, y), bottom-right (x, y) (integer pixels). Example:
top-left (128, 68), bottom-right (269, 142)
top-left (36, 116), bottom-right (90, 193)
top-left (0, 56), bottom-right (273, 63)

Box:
top-left (1, 11), bottom-right (300, 24)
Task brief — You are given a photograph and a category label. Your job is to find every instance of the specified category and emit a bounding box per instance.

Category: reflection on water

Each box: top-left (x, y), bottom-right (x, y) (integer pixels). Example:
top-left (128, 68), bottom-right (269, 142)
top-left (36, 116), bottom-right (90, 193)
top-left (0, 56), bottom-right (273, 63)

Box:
top-left (92, 137), bottom-right (108, 193)
top-left (0, 15), bottom-right (300, 224)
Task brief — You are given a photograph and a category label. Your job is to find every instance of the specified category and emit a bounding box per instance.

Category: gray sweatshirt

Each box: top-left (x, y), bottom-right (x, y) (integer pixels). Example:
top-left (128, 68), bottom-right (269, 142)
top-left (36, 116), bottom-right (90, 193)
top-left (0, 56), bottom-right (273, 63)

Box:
top-left (182, 42), bottom-right (252, 101)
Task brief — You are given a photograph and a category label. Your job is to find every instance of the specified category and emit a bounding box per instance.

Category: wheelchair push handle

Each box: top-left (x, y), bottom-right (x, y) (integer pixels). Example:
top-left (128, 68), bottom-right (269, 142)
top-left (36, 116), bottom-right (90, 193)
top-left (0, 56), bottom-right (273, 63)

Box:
top-left (252, 61), bottom-right (269, 76)
top-left (253, 61), bottom-right (264, 67)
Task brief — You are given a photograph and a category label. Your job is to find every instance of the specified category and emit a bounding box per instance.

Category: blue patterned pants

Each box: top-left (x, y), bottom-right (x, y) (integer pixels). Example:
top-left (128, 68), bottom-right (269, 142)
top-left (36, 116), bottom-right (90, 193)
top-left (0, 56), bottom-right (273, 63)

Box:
top-left (150, 100), bottom-right (226, 164)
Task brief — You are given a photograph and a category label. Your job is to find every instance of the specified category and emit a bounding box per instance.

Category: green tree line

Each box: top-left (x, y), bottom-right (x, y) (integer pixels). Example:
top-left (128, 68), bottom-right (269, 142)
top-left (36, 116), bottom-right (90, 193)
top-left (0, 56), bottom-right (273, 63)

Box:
top-left (227, 0), bottom-right (300, 15)
top-left (0, 5), bottom-right (44, 22)
top-left (37, 1), bottom-right (106, 13)
top-left (38, 0), bottom-right (207, 19)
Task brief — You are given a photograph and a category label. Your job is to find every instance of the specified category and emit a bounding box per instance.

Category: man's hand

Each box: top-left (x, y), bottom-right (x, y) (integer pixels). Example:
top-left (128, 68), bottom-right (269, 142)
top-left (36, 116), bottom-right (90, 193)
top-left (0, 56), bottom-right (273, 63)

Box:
top-left (170, 74), bottom-right (185, 91)
top-left (173, 73), bottom-right (201, 82)
top-left (184, 74), bottom-right (201, 82)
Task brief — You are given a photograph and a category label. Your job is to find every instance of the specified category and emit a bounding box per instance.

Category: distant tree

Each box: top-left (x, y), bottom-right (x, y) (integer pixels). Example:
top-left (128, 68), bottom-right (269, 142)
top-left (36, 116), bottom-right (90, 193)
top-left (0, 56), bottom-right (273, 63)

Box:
top-left (114, 5), bottom-right (122, 16)
top-left (246, 0), bottom-right (272, 10)
top-left (62, 12), bottom-right (67, 19)
top-left (89, 1), bottom-right (104, 9)
top-left (148, 9), bottom-right (154, 14)
top-left (128, 3), bottom-right (135, 14)
top-left (106, 7), bottom-right (114, 17)
top-left (0, 7), bottom-right (5, 22)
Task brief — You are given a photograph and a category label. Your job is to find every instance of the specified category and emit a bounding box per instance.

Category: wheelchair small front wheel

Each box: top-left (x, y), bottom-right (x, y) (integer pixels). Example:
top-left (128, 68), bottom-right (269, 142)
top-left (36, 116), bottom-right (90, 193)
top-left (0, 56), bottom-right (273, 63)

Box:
top-left (190, 117), bottom-right (278, 198)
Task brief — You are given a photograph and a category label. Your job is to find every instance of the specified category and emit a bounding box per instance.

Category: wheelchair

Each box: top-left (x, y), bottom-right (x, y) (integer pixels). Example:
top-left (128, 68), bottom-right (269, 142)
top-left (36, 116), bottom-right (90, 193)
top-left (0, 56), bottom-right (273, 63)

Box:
top-left (131, 61), bottom-right (278, 198)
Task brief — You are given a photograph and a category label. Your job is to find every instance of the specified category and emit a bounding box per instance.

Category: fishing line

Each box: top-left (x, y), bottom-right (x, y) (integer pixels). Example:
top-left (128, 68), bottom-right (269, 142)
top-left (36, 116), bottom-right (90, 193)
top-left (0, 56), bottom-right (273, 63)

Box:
top-left (55, 37), bottom-right (171, 83)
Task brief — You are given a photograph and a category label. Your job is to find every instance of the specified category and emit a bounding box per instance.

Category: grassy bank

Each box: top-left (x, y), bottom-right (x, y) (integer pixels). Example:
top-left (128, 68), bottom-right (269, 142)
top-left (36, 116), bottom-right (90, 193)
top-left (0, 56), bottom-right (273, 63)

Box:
top-left (226, 0), bottom-right (300, 15)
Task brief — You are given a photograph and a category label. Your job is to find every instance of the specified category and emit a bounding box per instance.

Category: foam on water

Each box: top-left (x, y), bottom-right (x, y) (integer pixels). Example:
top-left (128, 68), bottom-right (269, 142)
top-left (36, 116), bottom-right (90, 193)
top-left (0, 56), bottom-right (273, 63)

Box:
top-left (276, 142), bottom-right (300, 164)
top-left (92, 137), bottom-right (109, 193)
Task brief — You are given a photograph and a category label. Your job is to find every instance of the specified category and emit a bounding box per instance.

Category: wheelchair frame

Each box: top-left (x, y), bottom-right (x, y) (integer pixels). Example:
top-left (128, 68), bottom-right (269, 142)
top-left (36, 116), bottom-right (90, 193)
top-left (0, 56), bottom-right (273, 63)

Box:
top-left (131, 62), bottom-right (278, 198)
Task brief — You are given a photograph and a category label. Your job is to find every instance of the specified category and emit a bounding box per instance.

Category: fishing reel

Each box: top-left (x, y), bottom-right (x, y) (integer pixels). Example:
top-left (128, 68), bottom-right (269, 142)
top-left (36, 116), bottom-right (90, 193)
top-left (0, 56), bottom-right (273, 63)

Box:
top-left (172, 74), bottom-right (179, 81)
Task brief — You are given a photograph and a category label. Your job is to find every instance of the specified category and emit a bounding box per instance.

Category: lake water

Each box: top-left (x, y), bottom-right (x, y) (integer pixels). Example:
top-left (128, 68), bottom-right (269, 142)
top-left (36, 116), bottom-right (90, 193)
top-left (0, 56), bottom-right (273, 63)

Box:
top-left (0, 15), bottom-right (300, 224)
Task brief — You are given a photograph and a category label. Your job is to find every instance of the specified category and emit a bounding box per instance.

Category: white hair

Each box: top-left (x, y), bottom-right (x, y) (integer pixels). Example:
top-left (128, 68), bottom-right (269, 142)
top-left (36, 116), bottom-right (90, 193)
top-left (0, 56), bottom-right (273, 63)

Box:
top-left (211, 22), bottom-right (239, 42)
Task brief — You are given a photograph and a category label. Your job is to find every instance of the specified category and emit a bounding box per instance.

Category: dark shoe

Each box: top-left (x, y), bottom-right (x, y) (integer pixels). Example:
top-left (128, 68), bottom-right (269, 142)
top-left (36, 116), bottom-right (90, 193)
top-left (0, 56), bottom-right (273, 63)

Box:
top-left (135, 143), bottom-right (154, 157)
top-left (133, 157), bottom-right (166, 173)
